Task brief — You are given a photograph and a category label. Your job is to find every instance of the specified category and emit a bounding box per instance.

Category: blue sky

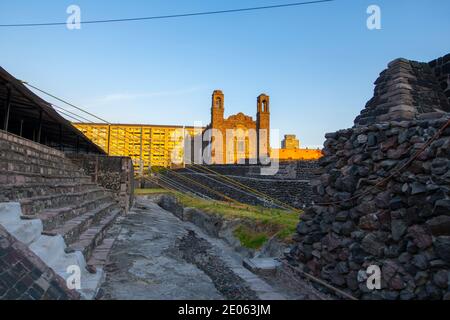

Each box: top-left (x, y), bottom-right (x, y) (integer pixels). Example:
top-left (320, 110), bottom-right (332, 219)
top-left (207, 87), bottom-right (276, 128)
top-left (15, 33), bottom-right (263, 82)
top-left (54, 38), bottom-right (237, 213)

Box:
top-left (1, 0), bottom-right (449, 148)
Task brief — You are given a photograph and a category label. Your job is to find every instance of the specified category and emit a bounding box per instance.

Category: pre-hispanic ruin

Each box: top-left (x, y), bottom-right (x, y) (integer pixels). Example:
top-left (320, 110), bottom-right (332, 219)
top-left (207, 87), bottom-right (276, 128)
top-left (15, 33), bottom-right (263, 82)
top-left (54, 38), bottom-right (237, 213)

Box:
top-left (289, 54), bottom-right (450, 300)
top-left (2, 52), bottom-right (449, 300)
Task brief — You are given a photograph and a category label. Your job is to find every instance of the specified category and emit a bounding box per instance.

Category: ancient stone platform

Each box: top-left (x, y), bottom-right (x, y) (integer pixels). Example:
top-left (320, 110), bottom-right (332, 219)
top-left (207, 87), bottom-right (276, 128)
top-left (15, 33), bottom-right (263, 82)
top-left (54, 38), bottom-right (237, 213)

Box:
top-left (0, 130), bottom-right (124, 299)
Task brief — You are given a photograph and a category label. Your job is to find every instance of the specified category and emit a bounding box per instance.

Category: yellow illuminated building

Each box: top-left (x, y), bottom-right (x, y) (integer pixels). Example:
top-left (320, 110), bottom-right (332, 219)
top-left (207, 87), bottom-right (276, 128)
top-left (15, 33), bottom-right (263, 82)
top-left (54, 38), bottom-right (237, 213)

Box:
top-left (73, 123), bottom-right (201, 172)
top-left (74, 93), bottom-right (322, 172)
top-left (271, 134), bottom-right (323, 161)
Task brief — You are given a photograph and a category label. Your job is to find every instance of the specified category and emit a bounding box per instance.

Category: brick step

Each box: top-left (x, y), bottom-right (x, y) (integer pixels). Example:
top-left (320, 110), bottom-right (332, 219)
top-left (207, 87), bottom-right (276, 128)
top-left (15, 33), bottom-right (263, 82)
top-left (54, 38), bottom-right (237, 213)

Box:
top-left (88, 237), bottom-right (116, 269)
top-left (0, 181), bottom-right (97, 201)
top-left (0, 148), bottom-right (85, 173)
top-left (0, 160), bottom-right (85, 180)
top-left (0, 169), bottom-right (92, 185)
top-left (0, 136), bottom-right (67, 158)
top-left (0, 140), bottom-right (71, 168)
top-left (20, 188), bottom-right (111, 215)
top-left (70, 209), bottom-right (121, 261)
top-left (38, 194), bottom-right (116, 230)
top-left (0, 156), bottom-right (86, 178)
top-left (49, 201), bottom-right (118, 245)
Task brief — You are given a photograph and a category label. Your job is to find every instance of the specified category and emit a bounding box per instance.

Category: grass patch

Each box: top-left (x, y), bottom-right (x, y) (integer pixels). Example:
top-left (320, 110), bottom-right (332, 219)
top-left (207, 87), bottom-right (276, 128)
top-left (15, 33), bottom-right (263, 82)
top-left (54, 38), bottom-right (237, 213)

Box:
top-left (174, 192), bottom-right (300, 246)
top-left (135, 188), bottom-right (171, 195)
top-left (134, 188), bottom-right (301, 249)
top-left (233, 226), bottom-right (269, 250)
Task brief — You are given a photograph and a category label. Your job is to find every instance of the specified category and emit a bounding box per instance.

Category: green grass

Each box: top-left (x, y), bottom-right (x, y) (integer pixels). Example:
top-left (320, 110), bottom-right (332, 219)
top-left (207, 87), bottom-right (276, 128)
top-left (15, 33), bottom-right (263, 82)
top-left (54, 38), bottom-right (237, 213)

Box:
top-left (134, 188), bottom-right (301, 249)
top-left (134, 188), bottom-right (171, 195)
top-left (181, 195), bottom-right (300, 248)
top-left (233, 226), bottom-right (269, 250)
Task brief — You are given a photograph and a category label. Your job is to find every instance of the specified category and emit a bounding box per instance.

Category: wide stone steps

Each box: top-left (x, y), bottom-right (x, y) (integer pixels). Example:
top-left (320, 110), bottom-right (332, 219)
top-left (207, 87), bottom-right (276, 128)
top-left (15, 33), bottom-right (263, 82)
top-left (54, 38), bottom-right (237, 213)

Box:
top-left (28, 232), bottom-right (103, 299)
top-left (0, 169), bottom-right (92, 186)
top-left (0, 150), bottom-right (86, 176)
top-left (0, 150), bottom-right (83, 174)
top-left (0, 181), bottom-right (98, 201)
top-left (0, 139), bottom-right (69, 164)
top-left (0, 130), bottom-right (124, 299)
top-left (20, 188), bottom-right (111, 215)
top-left (38, 195), bottom-right (115, 230)
top-left (0, 157), bottom-right (86, 178)
top-left (49, 202), bottom-right (117, 245)
top-left (71, 209), bottom-right (121, 261)
top-left (0, 203), bottom-right (104, 299)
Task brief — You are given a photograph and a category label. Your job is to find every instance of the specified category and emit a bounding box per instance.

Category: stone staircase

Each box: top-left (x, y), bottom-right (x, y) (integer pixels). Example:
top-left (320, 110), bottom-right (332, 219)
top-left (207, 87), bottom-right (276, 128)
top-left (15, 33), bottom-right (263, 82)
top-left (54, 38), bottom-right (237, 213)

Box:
top-left (0, 131), bottom-right (123, 299)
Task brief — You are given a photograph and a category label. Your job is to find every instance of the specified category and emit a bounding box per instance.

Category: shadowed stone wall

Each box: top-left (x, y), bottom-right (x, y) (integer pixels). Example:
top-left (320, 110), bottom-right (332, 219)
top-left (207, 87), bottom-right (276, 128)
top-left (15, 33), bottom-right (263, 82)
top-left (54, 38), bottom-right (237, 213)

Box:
top-left (290, 55), bottom-right (450, 300)
top-left (67, 154), bottom-right (134, 213)
top-left (429, 54), bottom-right (450, 103)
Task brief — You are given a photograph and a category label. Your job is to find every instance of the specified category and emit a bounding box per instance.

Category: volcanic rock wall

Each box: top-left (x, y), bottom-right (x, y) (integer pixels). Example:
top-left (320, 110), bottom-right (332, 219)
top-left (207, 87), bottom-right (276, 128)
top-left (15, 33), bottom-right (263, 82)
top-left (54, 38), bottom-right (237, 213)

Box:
top-left (67, 154), bottom-right (135, 213)
top-left (429, 54), bottom-right (450, 101)
top-left (290, 55), bottom-right (450, 300)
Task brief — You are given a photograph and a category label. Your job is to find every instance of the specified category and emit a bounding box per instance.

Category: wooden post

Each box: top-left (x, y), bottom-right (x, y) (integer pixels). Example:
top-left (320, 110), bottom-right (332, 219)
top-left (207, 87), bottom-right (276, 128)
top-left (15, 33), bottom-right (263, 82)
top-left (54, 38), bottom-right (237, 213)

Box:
top-left (36, 110), bottom-right (43, 143)
top-left (19, 120), bottom-right (24, 137)
top-left (59, 124), bottom-right (63, 151)
top-left (95, 156), bottom-right (99, 184)
top-left (3, 85), bottom-right (12, 132)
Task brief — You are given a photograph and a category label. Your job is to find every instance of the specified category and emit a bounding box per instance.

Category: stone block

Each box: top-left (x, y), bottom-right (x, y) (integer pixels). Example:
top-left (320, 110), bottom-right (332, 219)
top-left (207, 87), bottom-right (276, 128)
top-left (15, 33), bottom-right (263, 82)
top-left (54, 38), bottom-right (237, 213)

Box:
top-left (242, 258), bottom-right (281, 277)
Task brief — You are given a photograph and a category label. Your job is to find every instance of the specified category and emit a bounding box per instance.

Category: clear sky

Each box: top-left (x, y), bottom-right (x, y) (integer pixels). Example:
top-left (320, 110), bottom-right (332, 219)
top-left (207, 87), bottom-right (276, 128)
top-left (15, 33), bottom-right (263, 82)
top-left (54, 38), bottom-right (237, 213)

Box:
top-left (1, 0), bottom-right (449, 148)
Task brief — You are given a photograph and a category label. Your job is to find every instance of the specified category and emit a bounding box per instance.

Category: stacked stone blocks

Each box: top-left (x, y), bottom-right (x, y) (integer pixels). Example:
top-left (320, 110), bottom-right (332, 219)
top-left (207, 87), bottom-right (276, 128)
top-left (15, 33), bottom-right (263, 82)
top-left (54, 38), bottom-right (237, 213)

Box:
top-left (0, 130), bottom-right (124, 299)
top-left (290, 55), bottom-right (450, 300)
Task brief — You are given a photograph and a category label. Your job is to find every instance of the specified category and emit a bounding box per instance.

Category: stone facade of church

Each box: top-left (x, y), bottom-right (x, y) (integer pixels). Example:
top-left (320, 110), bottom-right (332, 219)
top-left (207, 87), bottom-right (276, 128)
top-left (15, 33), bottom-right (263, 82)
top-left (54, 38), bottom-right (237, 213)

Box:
top-left (205, 90), bottom-right (270, 164)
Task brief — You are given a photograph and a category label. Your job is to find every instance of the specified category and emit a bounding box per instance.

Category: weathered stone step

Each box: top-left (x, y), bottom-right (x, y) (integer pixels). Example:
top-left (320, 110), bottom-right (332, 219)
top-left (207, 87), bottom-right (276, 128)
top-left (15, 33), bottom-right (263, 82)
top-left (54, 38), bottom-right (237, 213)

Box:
top-left (0, 182), bottom-right (97, 201)
top-left (88, 237), bottom-right (116, 269)
top-left (0, 169), bottom-right (92, 186)
top-left (0, 137), bottom-right (67, 162)
top-left (38, 194), bottom-right (116, 230)
top-left (0, 149), bottom-right (85, 173)
top-left (0, 132), bottom-right (65, 159)
top-left (0, 142), bottom-right (77, 172)
top-left (0, 202), bottom-right (43, 246)
top-left (20, 188), bottom-right (110, 215)
top-left (27, 232), bottom-right (104, 299)
top-left (50, 202), bottom-right (117, 245)
top-left (0, 157), bottom-right (86, 178)
top-left (71, 209), bottom-right (121, 261)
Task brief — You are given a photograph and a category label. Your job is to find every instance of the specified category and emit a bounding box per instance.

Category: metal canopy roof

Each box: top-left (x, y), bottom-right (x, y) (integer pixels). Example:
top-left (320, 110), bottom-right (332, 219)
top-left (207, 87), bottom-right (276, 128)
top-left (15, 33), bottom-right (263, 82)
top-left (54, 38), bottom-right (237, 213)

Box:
top-left (0, 67), bottom-right (105, 154)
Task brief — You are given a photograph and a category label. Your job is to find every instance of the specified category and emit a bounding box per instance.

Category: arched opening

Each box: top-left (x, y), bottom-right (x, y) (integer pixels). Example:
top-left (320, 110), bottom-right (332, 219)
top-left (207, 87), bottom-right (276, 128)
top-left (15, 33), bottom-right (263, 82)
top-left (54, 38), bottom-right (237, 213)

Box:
top-left (262, 100), bottom-right (268, 112)
top-left (216, 98), bottom-right (222, 109)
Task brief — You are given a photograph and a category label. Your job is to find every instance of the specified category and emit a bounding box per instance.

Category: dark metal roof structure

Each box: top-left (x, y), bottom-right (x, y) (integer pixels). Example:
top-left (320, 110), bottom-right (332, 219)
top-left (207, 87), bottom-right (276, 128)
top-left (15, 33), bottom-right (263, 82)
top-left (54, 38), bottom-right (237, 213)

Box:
top-left (0, 67), bottom-right (105, 154)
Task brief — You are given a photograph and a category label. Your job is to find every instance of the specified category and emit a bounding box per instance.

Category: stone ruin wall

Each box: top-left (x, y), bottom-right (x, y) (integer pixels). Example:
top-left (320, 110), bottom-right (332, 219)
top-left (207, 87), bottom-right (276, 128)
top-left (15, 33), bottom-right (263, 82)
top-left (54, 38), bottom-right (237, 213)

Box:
top-left (202, 161), bottom-right (319, 180)
top-left (67, 154), bottom-right (135, 213)
top-left (160, 161), bottom-right (320, 209)
top-left (289, 55), bottom-right (450, 300)
top-left (429, 55), bottom-right (450, 101)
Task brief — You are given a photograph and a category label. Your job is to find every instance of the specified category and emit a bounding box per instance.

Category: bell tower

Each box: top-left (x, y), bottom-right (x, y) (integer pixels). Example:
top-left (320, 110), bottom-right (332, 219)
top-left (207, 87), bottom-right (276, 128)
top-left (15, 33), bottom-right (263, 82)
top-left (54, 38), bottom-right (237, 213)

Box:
top-left (211, 90), bottom-right (224, 129)
top-left (256, 94), bottom-right (270, 162)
